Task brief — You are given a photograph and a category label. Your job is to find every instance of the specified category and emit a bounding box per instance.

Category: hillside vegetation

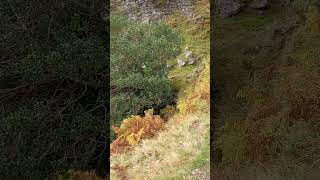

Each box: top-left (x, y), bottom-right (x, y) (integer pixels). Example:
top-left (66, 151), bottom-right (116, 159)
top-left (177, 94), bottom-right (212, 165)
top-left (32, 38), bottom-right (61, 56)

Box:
top-left (110, 0), bottom-right (210, 179)
top-left (0, 1), bottom-right (108, 178)
top-left (213, 0), bottom-right (320, 179)
top-left (110, 14), bottom-right (182, 140)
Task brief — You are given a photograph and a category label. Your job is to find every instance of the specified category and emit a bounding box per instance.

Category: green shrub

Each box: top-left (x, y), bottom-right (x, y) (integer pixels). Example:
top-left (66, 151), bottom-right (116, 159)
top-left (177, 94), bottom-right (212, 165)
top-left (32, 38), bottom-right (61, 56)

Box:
top-left (110, 14), bottom-right (182, 140)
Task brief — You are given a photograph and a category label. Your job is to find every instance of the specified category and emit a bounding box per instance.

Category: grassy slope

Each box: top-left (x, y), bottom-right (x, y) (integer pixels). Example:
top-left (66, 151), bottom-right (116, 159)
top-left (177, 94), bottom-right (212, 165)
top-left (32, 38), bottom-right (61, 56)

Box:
top-left (110, 1), bottom-right (210, 179)
top-left (213, 5), bottom-right (283, 129)
top-left (213, 1), bottom-right (320, 179)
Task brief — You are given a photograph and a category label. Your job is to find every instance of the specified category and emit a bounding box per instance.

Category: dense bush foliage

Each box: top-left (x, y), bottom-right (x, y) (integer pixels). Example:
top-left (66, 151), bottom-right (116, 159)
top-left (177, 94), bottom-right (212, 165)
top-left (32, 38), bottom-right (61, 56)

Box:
top-left (0, 0), bottom-right (107, 179)
top-left (110, 15), bottom-right (182, 140)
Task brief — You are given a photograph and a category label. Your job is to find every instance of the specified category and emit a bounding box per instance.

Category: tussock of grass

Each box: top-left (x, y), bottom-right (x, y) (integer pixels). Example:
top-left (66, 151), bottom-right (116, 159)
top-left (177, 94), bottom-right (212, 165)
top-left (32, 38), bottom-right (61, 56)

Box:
top-left (177, 62), bottom-right (210, 114)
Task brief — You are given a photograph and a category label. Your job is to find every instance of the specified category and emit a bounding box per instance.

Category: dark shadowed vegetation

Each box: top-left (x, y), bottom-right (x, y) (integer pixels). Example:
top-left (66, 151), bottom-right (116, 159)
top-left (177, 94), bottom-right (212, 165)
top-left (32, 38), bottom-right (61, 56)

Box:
top-left (0, 0), bottom-right (108, 179)
top-left (213, 0), bottom-right (320, 178)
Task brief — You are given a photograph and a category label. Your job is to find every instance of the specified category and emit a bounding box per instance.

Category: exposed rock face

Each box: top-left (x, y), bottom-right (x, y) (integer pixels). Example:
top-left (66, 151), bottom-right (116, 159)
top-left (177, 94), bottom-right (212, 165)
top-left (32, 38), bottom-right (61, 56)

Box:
top-left (216, 0), bottom-right (269, 17)
top-left (115, 0), bottom-right (195, 22)
top-left (250, 0), bottom-right (268, 9)
top-left (216, 0), bottom-right (242, 18)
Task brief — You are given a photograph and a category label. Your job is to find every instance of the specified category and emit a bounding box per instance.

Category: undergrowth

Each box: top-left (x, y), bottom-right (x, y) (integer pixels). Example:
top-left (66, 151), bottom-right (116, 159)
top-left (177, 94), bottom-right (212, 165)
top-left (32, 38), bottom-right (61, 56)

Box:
top-left (213, 1), bottom-right (320, 177)
top-left (110, 109), bottom-right (166, 154)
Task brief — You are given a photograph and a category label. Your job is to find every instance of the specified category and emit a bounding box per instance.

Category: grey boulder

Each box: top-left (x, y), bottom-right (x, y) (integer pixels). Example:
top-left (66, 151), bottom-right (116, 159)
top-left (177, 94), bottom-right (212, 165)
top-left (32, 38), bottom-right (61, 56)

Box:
top-left (216, 0), bottom-right (241, 18)
top-left (250, 0), bottom-right (268, 9)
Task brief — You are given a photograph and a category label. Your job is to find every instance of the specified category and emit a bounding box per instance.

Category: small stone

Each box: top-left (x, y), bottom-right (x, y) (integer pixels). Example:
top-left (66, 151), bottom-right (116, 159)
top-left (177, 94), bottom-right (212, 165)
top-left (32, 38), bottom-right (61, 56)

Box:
top-left (186, 74), bottom-right (193, 80)
top-left (193, 15), bottom-right (202, 21)
top-left (185, 47), bottom-right (195, 65)
top-left (187, 57), bottom-right (195, 65)
top-left (177, 59), bottom-right (186, 67)
top-left (137, 0), bottom-right (144, 5)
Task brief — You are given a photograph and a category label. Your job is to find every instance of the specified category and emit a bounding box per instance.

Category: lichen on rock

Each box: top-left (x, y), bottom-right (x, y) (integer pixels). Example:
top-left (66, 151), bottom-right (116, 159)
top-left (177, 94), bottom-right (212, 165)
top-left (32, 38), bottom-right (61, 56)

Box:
top-left (113, 0), bottom-right (196, 22)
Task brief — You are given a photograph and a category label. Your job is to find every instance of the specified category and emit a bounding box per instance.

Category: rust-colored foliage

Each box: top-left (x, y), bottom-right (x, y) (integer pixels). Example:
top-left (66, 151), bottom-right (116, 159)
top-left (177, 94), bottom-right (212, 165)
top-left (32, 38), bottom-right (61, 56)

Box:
top-left (151, 0), bottom-right (169, 7)
top-left (245, 129), bottom-right (271, 162)
top-left (219, 118), bottom-right (273, 167)
top-left (289, 100), bottom-right (320, 121)
top-left (111, 109), bottom-right (166, 154)
top-left (248, 98), bottom-right (281, 121)
top-left (166, 17), bottom-right (177, 28)
top-left (183, 65), bottom-right (210, 113)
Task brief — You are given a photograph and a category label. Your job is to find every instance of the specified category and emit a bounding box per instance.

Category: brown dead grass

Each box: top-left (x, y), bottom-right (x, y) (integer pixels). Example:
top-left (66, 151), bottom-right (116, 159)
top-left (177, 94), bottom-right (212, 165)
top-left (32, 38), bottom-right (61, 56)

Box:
top-left (111, 109), bottom-right (166, 154)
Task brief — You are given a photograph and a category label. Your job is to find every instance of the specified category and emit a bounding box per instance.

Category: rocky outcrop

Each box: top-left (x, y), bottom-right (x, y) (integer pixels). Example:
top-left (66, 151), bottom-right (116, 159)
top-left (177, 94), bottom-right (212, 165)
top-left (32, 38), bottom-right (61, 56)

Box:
top-left (249, 0), bottom-right (268, 9)
top-left (215, 0), bottom-right (269, 17)
top-left (216, 0), bottom-right (242, 18)
top-left (114, 0), bottom-right (195, 22)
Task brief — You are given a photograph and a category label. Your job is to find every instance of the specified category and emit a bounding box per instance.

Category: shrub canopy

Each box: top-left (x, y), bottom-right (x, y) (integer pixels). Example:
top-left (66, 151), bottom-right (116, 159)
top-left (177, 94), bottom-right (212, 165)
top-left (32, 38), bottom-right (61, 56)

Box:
top-left (110, 15), bottom-right (182, 140)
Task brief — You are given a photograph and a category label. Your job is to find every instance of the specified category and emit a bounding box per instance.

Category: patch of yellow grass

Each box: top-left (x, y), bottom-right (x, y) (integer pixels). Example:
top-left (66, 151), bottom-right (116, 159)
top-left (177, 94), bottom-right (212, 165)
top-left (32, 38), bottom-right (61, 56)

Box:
top-left (110, 113), bottom-right (210, 179)
top-left (177, 62), bottom-right (210, 114)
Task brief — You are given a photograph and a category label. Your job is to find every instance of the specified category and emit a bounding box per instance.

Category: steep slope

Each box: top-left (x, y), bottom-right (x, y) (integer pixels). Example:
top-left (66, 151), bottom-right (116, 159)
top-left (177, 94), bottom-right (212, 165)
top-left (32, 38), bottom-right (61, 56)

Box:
top-left (213, 0), bottom-right (320, 179)
top-left (110, 0), bottom-right (210, 179)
